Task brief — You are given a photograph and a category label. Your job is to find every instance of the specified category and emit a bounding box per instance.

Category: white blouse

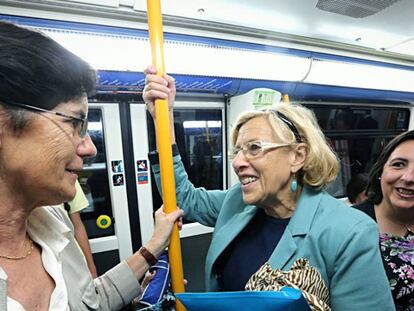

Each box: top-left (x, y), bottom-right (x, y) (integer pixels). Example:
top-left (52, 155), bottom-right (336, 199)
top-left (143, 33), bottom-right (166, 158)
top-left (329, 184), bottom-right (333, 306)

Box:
top-left (7, 207), bottom-right (71, 311)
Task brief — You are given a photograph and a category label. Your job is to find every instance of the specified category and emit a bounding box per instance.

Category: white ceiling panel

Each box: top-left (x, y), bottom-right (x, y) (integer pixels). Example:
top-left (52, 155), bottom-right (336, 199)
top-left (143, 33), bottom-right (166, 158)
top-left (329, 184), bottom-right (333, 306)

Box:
top-left (133, 0), bottom-right (414, 58)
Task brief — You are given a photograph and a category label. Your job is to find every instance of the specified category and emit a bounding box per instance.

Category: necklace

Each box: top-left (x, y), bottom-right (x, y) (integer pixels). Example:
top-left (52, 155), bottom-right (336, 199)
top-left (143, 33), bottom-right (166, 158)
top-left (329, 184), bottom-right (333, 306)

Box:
top-left (0, 237), bottom-right (34, 260)
top-left (397, 218), bottom-right (414, 235)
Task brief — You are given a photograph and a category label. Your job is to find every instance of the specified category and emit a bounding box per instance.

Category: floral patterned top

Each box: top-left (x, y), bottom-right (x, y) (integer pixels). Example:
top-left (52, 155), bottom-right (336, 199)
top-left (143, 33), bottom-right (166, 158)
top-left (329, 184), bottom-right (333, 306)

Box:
top-left (354, 201), bottom-right (414, 311)
top-left (380, 232), bottom-right (414, 311)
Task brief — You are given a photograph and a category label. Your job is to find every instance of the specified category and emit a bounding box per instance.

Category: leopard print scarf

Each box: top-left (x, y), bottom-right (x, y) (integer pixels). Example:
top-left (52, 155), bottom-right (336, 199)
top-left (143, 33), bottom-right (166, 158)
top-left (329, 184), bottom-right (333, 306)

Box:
top-left (245, 258), bottom-right (331, 311)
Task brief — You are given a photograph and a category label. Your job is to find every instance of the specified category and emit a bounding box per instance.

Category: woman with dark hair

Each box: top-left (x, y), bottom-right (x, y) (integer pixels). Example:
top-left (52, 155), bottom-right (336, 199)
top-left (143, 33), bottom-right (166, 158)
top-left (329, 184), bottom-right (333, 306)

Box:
top-left (0, 21), bottom-right (182, 310)
top-left (354, 130), bottom-right (414, 311)
top-left (346, 173), bottom-right (368, 205)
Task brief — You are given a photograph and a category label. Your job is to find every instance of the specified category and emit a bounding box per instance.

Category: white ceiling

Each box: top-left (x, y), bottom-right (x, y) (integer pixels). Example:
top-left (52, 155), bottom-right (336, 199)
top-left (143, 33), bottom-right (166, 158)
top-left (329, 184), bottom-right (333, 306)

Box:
top-left (4, 0), bottom-right (414, 59)
top-left (132, 0), bottom-right (414, 59)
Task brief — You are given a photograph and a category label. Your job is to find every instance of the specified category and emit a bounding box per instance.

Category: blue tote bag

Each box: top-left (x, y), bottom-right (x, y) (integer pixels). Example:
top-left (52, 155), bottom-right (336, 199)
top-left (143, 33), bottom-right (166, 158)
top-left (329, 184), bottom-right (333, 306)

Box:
top-left (176, 287), bottom-right (311, 311)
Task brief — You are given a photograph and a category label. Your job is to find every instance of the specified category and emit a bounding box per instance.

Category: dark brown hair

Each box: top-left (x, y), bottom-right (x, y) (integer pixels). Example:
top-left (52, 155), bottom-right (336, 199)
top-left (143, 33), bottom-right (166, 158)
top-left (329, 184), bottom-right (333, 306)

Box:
top-left (366, 130), bottom-right (414, 204)
top-left (0, 21), bottom-right (96, 130)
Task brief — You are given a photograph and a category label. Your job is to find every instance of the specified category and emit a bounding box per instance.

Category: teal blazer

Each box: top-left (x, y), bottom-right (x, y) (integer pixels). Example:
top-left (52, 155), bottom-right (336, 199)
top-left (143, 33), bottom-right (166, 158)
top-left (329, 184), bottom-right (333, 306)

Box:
top-left (153, 155), bottom-right (395, 310)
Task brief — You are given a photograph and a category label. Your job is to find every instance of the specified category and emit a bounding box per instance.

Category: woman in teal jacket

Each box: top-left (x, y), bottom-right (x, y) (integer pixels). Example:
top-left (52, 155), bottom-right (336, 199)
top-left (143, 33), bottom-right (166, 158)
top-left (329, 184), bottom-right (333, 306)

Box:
top-left (144, 67), bottom-right (394, 310)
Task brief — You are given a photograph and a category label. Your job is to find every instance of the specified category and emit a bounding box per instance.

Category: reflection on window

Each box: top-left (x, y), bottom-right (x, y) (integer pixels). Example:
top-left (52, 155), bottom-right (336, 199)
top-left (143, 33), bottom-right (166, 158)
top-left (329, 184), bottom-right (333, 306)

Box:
top-left (183, 119), bottom-right (223, 190)
top-left (305, 104), bottom-right (410, 198)
top-left (183, 121), bottom-right (222, 128)
top-left (148, 109), bottom-right (224, 217)
top-left (311, 107), bottom-right (408, 131)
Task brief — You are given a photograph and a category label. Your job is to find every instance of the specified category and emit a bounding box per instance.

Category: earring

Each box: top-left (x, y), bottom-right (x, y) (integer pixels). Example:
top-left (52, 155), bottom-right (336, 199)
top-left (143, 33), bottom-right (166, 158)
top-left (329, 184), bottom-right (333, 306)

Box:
top-left (291, 173), bottom-right (298, 192)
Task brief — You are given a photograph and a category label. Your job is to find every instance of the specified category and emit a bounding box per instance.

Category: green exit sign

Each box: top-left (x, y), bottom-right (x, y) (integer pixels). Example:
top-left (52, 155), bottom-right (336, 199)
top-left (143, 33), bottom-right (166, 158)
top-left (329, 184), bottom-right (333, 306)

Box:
top-left (253, 90), bottom-right (275, 106)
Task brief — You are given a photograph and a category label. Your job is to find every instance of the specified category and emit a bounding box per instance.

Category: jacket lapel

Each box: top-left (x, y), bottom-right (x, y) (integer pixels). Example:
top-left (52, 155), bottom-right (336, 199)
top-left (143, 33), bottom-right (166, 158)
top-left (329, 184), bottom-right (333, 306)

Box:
top-left (206, 204), bottom-right (257, 288)
top-left (210, 204), bottom-right (257, 260)
top-left (268, 227), bottom-right (297, 269)
top-left (269, 186), bottom-right (323, 269)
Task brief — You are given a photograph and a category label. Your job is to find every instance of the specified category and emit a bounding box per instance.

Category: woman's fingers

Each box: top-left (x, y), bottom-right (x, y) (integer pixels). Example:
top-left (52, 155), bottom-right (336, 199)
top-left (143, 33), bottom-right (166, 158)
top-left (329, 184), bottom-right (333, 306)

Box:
top-left (143, 86), bottom-right (169, 101)
top-left (143, 65), bottom-right (156, 75)
top-left (143, 66), bottom-right (176, 120)
top-left (141, 270), bottom-right (156, 289)
top-left (143, 79), bottom-right (169, 98)
top-left (167, 208), bottom-right (184, 222)
top-left (154, 206), bottom-right (184, 230)
top-left (177, 216), bottom-right (183, 230)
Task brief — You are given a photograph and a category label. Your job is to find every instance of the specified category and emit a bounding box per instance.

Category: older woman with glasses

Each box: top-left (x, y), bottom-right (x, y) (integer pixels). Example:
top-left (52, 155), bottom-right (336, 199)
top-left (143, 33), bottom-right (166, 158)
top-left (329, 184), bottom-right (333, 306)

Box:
top-left (144, 67), bottom-right (395, 310)
top-left (0, 22), bottom-right (182, 311)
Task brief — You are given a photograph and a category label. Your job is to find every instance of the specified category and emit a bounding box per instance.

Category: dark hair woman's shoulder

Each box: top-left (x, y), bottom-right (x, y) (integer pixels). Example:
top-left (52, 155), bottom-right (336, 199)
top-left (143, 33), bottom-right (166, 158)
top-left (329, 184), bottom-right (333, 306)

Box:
top-left (352, 201), bottom-right (376, 222)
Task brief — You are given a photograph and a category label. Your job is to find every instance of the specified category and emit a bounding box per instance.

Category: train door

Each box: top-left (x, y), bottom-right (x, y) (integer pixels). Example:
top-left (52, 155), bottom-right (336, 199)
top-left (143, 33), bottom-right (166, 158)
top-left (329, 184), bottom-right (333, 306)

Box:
top-left (79, 103), bottom-right (133, 274)
top-left (130, 100), bottom-right (226, 291)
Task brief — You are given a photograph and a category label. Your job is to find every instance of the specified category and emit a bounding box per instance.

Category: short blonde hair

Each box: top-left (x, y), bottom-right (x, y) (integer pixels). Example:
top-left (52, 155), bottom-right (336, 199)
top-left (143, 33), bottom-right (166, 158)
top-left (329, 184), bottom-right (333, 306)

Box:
top-left (231, 104), bottom-right (339, 189)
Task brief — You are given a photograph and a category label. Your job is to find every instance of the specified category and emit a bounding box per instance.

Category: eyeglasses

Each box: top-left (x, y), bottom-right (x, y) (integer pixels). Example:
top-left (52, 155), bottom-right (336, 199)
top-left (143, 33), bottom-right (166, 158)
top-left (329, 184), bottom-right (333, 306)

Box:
top-left (230, 140), bottom-right (291, 159)
top-left (2, 100), bottom-right (88, 138)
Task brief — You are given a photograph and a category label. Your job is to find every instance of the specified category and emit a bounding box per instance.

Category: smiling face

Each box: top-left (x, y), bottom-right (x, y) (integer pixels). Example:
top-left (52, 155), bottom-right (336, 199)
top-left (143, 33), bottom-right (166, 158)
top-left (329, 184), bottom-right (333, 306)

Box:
top-left (380, 140), bottom-right (414, 211)
top-left (232, 116), bottom-right (299, 210)
top-left (0, 96), bottom-right (96, 207)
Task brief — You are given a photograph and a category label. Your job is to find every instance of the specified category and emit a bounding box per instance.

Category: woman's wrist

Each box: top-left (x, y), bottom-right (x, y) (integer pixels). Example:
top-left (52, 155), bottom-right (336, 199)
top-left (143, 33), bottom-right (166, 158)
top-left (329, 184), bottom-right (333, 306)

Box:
top-left (145, 238), bottom-right (165, 259)
top-left (139, 246), bottom-right (157, 266)
top-left (128, 240), bottom-right (162, 271)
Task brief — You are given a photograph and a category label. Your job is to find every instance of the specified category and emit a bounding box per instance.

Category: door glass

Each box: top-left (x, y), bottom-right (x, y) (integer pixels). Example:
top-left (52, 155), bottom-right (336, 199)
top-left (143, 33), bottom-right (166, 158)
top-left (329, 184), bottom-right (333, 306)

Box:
top-left (304, 104), bottom-right (410, 197)
top-left (148, 108), bottom-right (224, 217)
top-left (79, 109), bottom-right (114, 238)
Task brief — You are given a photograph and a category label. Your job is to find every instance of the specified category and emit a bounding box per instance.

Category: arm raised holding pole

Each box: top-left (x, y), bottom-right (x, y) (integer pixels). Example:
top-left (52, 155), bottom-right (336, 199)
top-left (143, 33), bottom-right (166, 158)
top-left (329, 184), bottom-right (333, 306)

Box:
top-left (146, 1), bottom-right (186, 310)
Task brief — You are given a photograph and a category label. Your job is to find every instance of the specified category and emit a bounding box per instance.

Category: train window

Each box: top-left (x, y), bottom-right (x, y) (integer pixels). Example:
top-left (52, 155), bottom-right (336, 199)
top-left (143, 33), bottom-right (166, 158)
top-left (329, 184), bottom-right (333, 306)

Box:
top-left (148, 108), bottom-right (224, 217)
top-left (78, 109), bottom-right (115, 238)
top-left (303, 104), bottom-right (410, 197)
top-left (310, 107), bottom-right (409, 131)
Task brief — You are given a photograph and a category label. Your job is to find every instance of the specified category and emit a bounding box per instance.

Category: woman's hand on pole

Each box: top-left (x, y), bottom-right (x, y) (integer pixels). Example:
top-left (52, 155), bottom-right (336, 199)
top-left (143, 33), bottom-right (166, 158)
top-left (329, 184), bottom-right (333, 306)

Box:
top-left (150, 206), bottom-right (183, 252)
top-left (143, 66), bottom-right (176, 120)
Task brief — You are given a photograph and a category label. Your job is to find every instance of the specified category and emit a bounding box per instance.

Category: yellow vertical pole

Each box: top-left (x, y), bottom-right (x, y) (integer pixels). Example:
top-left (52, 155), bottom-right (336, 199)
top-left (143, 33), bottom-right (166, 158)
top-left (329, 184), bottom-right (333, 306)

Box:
top-left (147, 1), bottom-right (186, 310)
top-left (282, 93), bottom-right (290, 104)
